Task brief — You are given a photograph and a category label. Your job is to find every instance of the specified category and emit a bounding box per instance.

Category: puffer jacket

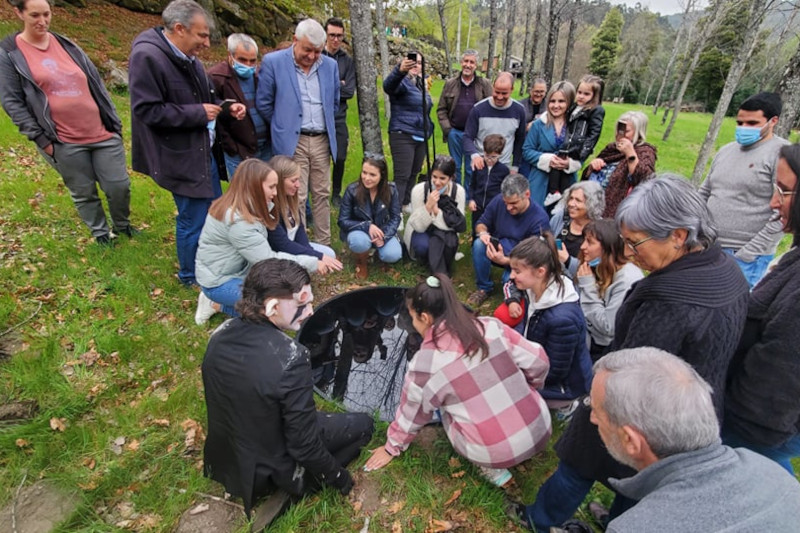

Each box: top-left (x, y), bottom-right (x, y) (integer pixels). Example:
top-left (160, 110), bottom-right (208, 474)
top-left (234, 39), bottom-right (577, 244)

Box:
top-left (504, 276), bottom-right (593, 401)
top-left (383, 65), bottom-right (433, 139)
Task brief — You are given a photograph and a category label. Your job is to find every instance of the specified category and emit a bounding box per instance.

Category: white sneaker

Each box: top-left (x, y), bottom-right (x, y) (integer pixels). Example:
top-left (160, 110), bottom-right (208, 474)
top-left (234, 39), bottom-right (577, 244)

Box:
top-left (398, 217), bottom-right (404, 232)
top-left (455, 252), bottom-right (465, 261)
top-left (195, 292), bottom-right (217, 325)
top-left (544, 191), bottom-right (562, 206)
top-left (477, 465), bottom-right (512, 487)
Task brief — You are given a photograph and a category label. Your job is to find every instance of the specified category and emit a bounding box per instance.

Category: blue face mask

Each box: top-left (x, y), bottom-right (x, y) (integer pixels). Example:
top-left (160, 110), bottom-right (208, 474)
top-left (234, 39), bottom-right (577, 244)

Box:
top-left (588, 257), bottom-right (601, 267)
top-left (232, 61), bottom-right (255, 79)
top-left (735, 125), bottom-right (763, 147)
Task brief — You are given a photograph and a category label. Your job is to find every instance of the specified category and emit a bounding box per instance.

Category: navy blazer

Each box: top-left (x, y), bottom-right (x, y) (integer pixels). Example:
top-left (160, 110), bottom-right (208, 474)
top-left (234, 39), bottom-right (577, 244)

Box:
top-left (255, 47), bottom-right (339, 157)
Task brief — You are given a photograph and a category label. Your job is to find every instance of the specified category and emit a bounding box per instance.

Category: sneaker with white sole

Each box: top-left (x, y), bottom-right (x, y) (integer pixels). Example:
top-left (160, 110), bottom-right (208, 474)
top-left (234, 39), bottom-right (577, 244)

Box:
top-left (544, 191), bottom-right (562, 206)
top-left (478, 465), bottom-right (513, 487)
top-left (195, 292), bottom-right (217, 325)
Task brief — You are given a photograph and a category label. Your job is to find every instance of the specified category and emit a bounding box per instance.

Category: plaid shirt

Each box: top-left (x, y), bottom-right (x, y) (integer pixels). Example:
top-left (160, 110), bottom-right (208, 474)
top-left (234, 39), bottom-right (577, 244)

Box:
top-left (385, 317), bottom-right (552, 468)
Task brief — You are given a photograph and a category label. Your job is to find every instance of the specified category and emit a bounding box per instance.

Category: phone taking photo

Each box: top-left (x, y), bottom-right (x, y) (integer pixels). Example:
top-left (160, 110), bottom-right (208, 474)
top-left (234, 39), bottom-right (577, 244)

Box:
top-left (616, 121), bottom-right (627, 136)
top-left (407, 52), bottom-right (417, 61)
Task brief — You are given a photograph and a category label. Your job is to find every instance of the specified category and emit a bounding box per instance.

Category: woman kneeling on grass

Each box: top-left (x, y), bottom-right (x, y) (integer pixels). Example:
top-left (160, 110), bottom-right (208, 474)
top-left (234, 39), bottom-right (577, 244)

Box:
top-left (364, 274), bottom-right (552, 488)
top-left (337, 155), bottom-right (402, 279)
top-left (194, 159), bottom-right (326, 325)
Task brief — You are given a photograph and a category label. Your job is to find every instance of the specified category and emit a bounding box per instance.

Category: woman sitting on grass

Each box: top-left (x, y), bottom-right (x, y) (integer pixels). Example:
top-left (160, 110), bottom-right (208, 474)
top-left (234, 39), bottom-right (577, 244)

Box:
top-left (194, 160), bottom-right (324, 325)
top-left (338, 155), bottom-right (402, 279)
top-left (364, 274), bottom-right (552, 488)
top-left (267, 155), bottom-right (342, 272)
top-left (494, 233), bottom-right (592, 416)
top-left (404, 155), bottom-right (466, 276)
top-left (575, 219), bottom-right (643, 361)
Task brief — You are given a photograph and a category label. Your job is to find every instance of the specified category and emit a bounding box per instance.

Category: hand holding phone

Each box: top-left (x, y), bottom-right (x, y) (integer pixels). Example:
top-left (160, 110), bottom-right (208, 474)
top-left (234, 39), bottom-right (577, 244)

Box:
top-left (220, 99), bottom-right (237, 112)
top-left (407, 52), bottom-right (417, 61)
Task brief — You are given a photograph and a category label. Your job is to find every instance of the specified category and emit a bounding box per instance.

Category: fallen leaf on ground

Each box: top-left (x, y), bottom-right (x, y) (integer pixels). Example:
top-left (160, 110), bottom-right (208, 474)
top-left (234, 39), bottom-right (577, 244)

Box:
top-left (388, 500), bottom-right (405, 514)
top-left (444, 489), bottom-right (461, 506)
top-left (151, 418), bottom-right (170, 427)
top-left (50, 417), bottom-right (66, 432)
top-left (15, 438), bottom-right (29, 448)
top-left (391, 521), bottom-right (403, 533)
top-left (450, 470), bottom-right (465, 478)
top-left (448, 457), bottom-right (461, 468)
top-left (125, 439), bottom-right (140, 451)
top-left (83, 457), bottom-right (96, 470)
top-left (351, 500), bottom-right (363, 513)
top-left (426, 519), bottom-right (454, 532)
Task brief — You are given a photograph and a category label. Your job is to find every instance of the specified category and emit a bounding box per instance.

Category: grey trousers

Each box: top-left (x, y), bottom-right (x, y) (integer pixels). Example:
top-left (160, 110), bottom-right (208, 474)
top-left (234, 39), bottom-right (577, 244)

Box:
top-left (38, 134), bottom-right (131, 237)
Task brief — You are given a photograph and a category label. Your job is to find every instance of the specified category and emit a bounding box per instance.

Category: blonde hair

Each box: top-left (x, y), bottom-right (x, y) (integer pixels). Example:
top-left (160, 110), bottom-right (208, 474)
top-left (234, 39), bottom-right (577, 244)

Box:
top-left (269, 155), bottom-right (301, 229)
top-left (545, 81), bottom-right (576, 127)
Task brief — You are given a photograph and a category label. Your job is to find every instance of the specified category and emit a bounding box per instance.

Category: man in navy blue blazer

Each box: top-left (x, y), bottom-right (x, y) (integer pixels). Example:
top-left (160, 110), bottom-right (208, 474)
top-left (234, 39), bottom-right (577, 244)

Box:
top-left (256, 19), bottom-right (340, 245)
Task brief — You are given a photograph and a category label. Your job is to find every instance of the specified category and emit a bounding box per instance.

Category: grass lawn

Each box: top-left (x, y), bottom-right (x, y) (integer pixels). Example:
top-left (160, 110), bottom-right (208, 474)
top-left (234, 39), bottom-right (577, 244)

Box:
top-left (0, 13), bottom-right (796, 529)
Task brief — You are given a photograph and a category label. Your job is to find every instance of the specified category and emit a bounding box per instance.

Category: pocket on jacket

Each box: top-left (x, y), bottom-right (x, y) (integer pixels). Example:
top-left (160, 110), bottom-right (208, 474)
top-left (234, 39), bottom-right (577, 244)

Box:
top-left (159, 143), bottom-right (201, 182)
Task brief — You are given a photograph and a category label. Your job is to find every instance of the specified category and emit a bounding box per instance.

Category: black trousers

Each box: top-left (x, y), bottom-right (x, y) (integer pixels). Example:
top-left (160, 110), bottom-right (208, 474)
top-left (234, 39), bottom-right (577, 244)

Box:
top-left (389, 131), bottom-right (426, 206)
top-left (331, 117), bottom-right (349, 197)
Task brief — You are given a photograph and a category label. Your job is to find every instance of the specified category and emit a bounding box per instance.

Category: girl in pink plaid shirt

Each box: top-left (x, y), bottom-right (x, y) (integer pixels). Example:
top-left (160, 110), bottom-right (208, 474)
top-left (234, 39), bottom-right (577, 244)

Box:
top-left (364, 274), bottom-right (552, 487)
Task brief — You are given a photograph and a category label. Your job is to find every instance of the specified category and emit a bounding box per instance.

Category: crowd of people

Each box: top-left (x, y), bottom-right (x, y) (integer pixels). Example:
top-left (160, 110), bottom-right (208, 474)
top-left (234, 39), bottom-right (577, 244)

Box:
top-left (2, 0), bottom-right (800, 530)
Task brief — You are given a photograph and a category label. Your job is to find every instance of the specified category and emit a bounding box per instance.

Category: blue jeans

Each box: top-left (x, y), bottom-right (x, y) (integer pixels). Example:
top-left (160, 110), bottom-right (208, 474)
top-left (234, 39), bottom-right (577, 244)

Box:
top-left (346, 230), bottom-right (402, 263)
top-left (722, 425), bottom-right (800, 475)
top-left (722, 249), bottom-right (774, 289)
top-left (201, 278), bottom-right (242, 317)
top-left (525, 461), bottom-right (594, 533)
top-left (171, 159), bottom-right (221, 285)
top-left (223, 144), bottom-right (273, 179)
top-left (472, 238), bottom-right (510, 292)
top-left (310, 242), bottom-right (336, 258)
top-left (447, 128), bottom-right (471, 200)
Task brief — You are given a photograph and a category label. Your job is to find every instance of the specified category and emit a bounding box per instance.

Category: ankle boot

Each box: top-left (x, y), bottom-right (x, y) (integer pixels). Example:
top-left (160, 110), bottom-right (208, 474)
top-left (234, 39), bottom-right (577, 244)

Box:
top-left (354, 252), bottom-right (369, 279)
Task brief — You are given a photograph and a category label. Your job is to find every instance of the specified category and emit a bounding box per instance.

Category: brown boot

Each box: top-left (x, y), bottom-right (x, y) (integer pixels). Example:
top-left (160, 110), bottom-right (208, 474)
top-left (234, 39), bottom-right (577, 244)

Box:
top-left (354, 252), bottom-right (369, 280)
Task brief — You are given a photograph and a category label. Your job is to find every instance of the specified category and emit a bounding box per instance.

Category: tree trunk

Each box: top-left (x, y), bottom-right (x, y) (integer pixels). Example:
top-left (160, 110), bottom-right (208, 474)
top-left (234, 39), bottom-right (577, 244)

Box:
top-left (526, 0), bottom-right (544, 90)
top-left (520, 0), bottom-right (535, 95)
top-left (456, 0), bottom-right (463, 61)
top-left (652, 0), bottom-right (695, 114)
top-left (437, 0), bottom-right (453, 77)
top-left (487, 0), bottom-right (499, 79)
top-left (691, 0), bottom-right (773, 185)
top-left (662, 2), bottom-right (729, 142)
top-left (349, 0), bottom-right (383, 154)
top-left (561, 0), bottom-right (579, 80)
top-left (776, 42), bottom-right (800, 138)
top-left (503, 0), bottom-right (516, 71)
top-left (375, 0), bottom-right (391, 120)
top-left (542, 0), bottom-right (561, 85)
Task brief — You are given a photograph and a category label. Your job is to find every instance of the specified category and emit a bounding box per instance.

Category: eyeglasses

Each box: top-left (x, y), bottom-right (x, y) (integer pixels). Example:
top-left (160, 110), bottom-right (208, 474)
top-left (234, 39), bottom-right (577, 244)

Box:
top-left (773, 182), bottom-right (796, 205)
top-left (622, 235), bottom-right (654, 255)
top-left (327, 33), bottom-right (344, 40)
top-left (484, 155), bottom-right (500, 162)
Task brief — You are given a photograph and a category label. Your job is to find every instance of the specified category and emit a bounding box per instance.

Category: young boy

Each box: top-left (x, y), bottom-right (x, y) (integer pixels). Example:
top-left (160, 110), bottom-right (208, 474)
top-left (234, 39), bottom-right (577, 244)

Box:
top-left (469, 134), bottom-right (509, 236)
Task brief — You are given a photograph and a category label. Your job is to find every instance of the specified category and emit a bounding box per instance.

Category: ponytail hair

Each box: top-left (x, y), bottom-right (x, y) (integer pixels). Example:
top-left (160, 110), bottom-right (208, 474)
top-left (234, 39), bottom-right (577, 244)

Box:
top-left (508, 232), bottom-right (565, 297)
top-left (406, 274), bottom-right (489, 360)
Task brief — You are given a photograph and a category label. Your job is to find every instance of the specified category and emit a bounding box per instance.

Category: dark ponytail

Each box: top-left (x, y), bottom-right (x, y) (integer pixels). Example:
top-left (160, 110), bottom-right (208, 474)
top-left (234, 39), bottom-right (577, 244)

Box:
top-left (508, 232), bottom-right (565, 297)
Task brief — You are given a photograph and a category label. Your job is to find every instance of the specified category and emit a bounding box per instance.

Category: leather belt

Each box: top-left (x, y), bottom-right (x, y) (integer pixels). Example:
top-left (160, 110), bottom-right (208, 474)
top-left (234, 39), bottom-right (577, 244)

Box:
top-left (300, 130), bottom-right (326, 137)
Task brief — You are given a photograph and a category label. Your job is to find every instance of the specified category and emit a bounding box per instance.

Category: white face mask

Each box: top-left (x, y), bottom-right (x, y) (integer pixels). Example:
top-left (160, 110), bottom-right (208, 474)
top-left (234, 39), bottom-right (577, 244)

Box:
top-left (265, 284), bottom-right (314, 331)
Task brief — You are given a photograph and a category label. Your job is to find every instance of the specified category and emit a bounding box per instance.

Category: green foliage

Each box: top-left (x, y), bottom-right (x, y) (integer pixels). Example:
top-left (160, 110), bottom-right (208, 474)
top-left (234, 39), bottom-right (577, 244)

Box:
top-left (588, 7), bottom-right (624, 78)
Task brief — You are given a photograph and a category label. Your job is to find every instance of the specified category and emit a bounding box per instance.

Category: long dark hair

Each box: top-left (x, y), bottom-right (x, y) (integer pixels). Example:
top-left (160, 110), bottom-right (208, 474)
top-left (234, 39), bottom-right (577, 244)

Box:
top-left (235, 259), bottom-right (310, 322)
top-left (779, 144), bottom-right (800, 246)
top-left (508, 232), bottom-right (565, 297)
top-left (406, 274), bottom-right (488, 360)
top-left (356, 156), bottom-right (391, 207)
top-left (581, 219), bottom-right (628, 298)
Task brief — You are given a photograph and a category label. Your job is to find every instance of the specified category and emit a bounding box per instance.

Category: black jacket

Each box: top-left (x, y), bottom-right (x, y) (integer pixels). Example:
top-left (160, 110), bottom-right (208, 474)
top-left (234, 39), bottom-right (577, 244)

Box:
top-left (202, 318), bottom-right (342, 514)
top-left (725, 246), bottom-right (800, 447)
top-left (207, 61), bottom-right (261, 160)
top-left (337, 181), bottom-right (402, 242)
top-left (563, 105), bottom-right (605, 162)
top-left (555, 244), bottom-right (750, 485)
top-left (322, 47), bottom-right (356, 121)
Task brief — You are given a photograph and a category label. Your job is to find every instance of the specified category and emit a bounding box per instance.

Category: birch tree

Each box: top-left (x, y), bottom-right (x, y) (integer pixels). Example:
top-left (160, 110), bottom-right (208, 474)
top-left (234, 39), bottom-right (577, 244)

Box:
top-left (691, 0), bottom-right (775, 185)
top-left (349, 0), bottom-right (383, 154)
top-left (776, 42), bottom-right (800, 139)
top-left (652, 0), bottom-right (696, 114)
top-left (487, 0), bottom-right (500, 78)
top-left (437, 0), bottom-right (454, 76)
top-left (662, 0), bottom-right (730, 142)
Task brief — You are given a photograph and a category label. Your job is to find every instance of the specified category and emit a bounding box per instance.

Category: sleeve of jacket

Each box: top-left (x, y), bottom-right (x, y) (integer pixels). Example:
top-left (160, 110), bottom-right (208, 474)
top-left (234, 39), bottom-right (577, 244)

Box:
top-left (129, 49), bottom-right (208, 129)
top-left (385, 351), bottom-right (436, 455)
top-left (541, 312), bottom-right (583, 384)
top-left (267, 221), bottom-right (323, 259)
top-left (337, 187), bottom-right (371, 235)
top-left (0, 51), bottom-right (51, 148)
top-left (503, 279), bottom-right (524, 305)
top-left (578, 275), bottom-right (624, 342)
top-left (513, 104), bottom-right (527, 166)
top-left (462, 106), bottom-right (480, 159)
top-left (279, 350), bottom-right (342, 480)
top-left (255, 56), bottom-right (275, 123)
top-left (500, 321), bottom-right (550, 388)
top-left (228, 218), bottom-right (318, 272)
top-left (407, 183), bottom-right (434, 234)
top-left (382, 65), bottom-right (407, 95)
top-left (522, 120), bottom-right (545, 167)
top-left (613, 301), bottom-right (688, 355)
top-left (629, 144), bottom-right (657, 187)
top-left (340, 55), bottom-right (356, 101)
top-left (578, 106), bottom-right (605, 161)
top-left (382, 184), bottom-right (402, 239)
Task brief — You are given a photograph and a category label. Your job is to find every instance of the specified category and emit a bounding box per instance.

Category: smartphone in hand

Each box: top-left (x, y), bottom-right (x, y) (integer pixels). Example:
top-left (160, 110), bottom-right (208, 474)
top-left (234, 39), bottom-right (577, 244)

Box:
top-left (220, 99), bottom-right (237, 112)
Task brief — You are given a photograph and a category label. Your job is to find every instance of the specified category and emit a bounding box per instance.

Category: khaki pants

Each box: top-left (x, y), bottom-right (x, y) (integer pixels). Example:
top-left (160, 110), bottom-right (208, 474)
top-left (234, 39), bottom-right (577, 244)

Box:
top-left (294, 134), bottom-right (332, 245)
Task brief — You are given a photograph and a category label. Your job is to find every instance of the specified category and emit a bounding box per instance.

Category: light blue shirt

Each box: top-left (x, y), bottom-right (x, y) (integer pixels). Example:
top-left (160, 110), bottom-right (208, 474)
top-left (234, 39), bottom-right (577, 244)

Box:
top-left (293, 50), bottom-right (326, 133)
